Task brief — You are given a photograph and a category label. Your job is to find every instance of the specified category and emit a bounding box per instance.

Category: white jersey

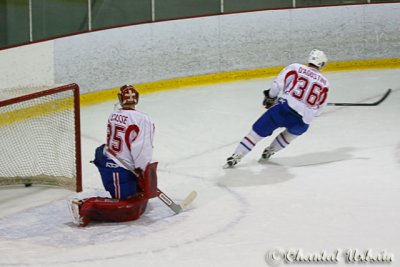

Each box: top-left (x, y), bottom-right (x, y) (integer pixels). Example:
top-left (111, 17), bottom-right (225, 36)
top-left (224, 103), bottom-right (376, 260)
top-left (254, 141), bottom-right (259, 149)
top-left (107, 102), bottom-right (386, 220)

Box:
top-left (270, 63), bottom-right (330, 124)
top-left (104, 108), bottom-right (155, 171)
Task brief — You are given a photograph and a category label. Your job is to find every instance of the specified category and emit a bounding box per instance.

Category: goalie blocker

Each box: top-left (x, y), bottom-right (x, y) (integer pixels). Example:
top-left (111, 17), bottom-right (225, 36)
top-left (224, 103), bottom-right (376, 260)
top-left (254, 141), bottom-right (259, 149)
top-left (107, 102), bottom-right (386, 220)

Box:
top-left (69, 162), bottom-right (158, 227)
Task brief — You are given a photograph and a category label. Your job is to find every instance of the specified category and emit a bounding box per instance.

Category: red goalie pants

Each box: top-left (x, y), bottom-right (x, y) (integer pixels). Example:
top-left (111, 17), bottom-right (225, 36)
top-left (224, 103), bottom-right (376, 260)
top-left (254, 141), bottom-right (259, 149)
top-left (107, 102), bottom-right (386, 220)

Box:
top-left (80, 196), bottom-right (148, 226)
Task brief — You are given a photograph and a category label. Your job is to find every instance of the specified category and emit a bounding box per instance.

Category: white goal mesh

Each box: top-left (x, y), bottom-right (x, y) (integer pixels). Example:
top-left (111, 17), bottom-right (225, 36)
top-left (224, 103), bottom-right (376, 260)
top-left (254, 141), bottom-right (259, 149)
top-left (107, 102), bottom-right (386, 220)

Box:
top-left (0, 84), bottom-right (82, 192)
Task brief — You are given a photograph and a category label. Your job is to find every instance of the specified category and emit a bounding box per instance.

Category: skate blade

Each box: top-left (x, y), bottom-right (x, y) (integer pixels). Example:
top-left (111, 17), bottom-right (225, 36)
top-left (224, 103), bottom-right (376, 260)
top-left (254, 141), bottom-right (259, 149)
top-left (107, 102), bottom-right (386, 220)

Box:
top-left (222, 163), bottom-right (234, 169)
top-left (258, 157), bottom-right (269, 164)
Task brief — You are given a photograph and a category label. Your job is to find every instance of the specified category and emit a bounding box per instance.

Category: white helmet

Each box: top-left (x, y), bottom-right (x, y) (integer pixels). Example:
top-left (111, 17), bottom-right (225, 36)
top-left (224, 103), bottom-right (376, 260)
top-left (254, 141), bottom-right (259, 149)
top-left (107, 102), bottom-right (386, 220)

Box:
top-left (307, 49), bottom-right (328, 69)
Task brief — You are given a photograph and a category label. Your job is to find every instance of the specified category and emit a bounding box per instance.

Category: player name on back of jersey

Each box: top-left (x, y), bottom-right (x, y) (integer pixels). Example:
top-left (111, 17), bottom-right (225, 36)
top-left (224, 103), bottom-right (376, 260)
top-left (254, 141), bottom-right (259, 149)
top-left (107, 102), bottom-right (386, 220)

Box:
top-left (298, 66), bottom-right (328, 85)
top-left (110, 113), bottom-right (129, 125)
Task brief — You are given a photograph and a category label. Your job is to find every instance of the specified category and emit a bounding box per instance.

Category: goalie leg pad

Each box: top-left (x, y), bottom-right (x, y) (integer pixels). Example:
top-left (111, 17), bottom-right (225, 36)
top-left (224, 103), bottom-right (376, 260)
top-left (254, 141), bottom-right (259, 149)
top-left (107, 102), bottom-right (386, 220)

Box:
top-left (143, 162), bottom-right (158, 199)
top-left (80, 197), bottom-right (148, 226)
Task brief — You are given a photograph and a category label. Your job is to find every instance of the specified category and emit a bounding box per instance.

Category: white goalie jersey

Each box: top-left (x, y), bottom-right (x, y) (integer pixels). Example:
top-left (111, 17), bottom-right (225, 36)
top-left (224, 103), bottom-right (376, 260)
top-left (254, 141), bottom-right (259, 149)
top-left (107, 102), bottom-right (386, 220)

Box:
top-left (105, 108), bottom-right (155, 171)
top-left (270, 63), bottom-right (330, 124)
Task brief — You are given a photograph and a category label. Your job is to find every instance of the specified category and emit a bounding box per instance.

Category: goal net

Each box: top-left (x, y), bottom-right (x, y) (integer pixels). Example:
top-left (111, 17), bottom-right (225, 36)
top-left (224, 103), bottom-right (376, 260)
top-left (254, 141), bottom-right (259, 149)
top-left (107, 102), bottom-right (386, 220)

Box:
top-left (0, 83), bottom-right (82, 192)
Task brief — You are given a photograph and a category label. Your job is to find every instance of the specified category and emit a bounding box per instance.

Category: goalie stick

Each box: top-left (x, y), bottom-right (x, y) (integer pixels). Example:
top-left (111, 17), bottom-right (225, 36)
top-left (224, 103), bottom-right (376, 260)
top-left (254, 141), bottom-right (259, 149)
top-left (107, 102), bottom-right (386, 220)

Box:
top-left (157, 189), bottom-right (197, 214)
top-left (328, 88), bottom-right (392, 107)
top-left (105, 146), bottom-right (197, 214)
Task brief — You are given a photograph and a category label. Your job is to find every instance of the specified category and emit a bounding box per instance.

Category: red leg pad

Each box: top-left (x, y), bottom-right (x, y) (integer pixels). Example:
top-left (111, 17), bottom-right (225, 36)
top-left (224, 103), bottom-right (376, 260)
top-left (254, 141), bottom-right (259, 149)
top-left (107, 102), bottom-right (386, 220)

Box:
top-left (143, 162), bottom-right (158, 199)
top-left (80, 197), bottom-right (148, 225)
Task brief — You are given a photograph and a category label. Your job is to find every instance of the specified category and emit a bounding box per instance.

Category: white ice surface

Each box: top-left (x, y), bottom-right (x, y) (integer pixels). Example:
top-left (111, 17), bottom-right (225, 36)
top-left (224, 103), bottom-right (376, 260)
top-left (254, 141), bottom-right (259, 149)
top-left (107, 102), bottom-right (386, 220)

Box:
top-left (0, 69), bottom-right (399, 267)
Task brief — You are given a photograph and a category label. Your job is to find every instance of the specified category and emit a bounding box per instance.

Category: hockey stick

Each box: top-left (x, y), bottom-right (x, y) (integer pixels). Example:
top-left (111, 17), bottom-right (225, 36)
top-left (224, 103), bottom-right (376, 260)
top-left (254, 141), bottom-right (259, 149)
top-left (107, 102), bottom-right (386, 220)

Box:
top-left (328, 88), bottom-right (392, 106)
top-left (157, 189), bottom-right (197, 214)
top-left (105, 146), bottom-right (197, 214)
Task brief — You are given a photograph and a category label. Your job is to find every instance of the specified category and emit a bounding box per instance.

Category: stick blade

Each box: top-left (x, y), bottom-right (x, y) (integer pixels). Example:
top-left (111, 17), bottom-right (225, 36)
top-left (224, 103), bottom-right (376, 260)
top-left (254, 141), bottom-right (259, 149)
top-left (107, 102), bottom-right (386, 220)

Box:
top-left (376, 88), bottom-right (392, 105)
top-left (180, 190), bottom-right (198, 210)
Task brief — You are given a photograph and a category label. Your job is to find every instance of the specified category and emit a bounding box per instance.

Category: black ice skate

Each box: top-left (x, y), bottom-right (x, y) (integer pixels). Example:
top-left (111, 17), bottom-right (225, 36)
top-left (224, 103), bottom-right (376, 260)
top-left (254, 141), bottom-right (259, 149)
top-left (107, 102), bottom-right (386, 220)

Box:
top-left (223, 154), bottom-right (242, 168)
top-left (261, 146), bottom-right (275, 160)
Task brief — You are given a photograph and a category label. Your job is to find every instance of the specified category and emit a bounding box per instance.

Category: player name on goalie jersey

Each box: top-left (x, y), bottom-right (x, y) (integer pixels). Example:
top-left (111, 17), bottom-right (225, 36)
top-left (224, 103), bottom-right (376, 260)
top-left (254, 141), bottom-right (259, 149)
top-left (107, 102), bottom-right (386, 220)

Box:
top-left (110, 114), bottom-right (129, 124)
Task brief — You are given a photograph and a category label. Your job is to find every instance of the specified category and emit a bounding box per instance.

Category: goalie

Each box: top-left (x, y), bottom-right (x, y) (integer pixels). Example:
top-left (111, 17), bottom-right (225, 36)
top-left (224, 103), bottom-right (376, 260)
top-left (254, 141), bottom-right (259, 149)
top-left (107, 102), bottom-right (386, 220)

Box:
top-left (69, 85), bottom-right (157, 227)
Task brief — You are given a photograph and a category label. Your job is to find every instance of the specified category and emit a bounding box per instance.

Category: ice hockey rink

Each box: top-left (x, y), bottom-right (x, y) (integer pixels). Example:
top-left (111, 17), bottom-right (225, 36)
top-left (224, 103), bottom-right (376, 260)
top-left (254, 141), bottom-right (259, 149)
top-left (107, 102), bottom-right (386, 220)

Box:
top-left (0, 68), bottom-right (399, 267)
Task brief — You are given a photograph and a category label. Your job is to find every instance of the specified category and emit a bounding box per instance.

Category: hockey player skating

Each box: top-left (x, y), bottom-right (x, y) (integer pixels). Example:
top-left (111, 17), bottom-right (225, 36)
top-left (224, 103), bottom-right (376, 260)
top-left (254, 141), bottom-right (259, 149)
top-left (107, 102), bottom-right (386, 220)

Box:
top-left (69, 85), bottom-right (157, 226)
top-left (225, 49), bottom-right (330, 168)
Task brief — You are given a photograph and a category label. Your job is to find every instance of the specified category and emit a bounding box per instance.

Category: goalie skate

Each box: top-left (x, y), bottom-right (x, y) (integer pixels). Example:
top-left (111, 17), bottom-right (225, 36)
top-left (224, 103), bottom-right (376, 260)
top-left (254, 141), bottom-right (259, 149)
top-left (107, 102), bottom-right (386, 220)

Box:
top-left (68, 199), bottom-right (84, 226)
top-left (223, 154), bottom-right (242, 168)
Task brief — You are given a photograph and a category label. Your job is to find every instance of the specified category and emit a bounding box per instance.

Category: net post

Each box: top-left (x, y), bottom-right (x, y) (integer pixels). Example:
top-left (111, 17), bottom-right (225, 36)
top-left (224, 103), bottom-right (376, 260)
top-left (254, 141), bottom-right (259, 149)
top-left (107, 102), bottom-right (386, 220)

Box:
top-left (73, 84), bottom-right (83, 192)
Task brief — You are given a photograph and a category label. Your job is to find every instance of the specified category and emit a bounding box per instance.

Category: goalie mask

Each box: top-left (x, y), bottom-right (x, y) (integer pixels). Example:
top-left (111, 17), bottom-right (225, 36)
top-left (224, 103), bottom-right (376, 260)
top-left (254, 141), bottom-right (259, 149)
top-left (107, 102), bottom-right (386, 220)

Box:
top-left (118, 85), bottom-right (139, 107)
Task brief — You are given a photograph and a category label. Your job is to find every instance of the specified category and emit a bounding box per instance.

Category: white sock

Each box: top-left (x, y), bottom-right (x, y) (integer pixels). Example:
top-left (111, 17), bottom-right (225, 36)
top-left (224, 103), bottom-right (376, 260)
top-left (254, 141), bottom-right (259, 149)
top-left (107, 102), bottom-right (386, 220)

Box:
top-left (233, 130), bottom-right (263, 157)
top-left (269, 130), bottom-right (298, 153)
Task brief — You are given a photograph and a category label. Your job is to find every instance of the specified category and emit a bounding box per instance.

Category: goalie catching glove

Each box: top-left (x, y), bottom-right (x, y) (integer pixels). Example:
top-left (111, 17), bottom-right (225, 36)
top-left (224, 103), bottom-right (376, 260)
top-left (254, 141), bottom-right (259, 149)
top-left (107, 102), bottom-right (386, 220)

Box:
top-left (262, 89), bottom-right (277, 109)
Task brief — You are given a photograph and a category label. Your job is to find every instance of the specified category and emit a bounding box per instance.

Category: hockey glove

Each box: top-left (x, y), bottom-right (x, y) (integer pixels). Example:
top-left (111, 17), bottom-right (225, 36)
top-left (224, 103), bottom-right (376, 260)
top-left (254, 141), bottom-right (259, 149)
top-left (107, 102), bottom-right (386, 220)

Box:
top-left (262, 89), bottom-right (277, 109)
